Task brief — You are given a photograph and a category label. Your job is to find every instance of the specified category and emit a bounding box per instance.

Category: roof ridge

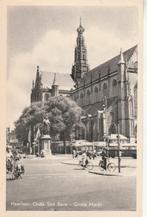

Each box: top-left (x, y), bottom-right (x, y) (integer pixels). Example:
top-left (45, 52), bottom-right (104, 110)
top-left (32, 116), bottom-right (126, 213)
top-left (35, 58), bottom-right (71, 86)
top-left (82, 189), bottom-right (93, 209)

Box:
top-left (89, 45), bottom-right (137, 73)
top-left (40, 70), bottom-right (70, 75)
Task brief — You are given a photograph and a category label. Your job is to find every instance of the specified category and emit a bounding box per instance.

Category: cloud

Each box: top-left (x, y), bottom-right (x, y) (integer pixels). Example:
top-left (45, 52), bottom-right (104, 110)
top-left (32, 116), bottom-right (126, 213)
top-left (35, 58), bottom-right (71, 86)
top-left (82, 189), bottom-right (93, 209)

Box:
top-left (86, 26), bottom-right (137, 69)
top-left (7, 25), bottom-right (137, 128)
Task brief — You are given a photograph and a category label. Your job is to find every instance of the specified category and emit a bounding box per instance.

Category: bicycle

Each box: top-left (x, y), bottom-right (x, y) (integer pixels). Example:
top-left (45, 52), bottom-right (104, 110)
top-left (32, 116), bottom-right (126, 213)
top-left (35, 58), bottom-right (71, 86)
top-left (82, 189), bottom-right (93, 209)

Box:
top-left (79, 159), bottom-right (94, 170)
top-left (98, 159), bottom-right (116, 172)
top-left (6, 158), bottom-right (25, 180)
top-left (13, 164), bottom-right (25, 179)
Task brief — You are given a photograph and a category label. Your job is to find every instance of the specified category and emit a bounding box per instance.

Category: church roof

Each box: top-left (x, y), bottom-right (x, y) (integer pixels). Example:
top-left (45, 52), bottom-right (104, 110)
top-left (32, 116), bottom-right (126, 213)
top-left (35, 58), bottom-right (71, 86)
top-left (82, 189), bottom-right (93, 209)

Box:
top-left (40, 71), bottom-right (74, 90)
top-left (84, 96), bottom-right (118, 115)
top-left (83, 45), bottom-right (137, 84)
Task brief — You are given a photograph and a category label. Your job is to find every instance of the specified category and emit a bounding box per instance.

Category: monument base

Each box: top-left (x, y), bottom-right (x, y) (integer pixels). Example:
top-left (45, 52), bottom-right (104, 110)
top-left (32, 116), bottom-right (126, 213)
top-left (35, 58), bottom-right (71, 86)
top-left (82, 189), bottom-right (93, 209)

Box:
top-left (40, 135), bottom-right (51, 157)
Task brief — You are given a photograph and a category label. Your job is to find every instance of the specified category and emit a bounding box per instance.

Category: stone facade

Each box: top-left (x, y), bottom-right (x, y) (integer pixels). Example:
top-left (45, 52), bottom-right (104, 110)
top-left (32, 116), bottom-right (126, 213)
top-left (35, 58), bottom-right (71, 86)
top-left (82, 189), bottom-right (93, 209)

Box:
top-left (31, 67), bottom-right (74, 104)
top-left (70, 21), bottom-right (138, 142)
top-left (30, 20), bottom-right (138, 142)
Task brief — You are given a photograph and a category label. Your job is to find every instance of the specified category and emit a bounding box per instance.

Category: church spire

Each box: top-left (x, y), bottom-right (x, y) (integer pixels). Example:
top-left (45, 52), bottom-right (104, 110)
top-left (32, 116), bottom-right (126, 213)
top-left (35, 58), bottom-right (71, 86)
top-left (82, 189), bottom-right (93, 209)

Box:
top-left (77, 17), bottom-right (85, 34)
top-left (52, 73), bottom-right (57, 86)
top-left (35, 65), bottom-right (42, 89)
top-left (52, 73), bottom-right (59, 97)
top-left (31, 65), bottom-right (42, 103)
top-left (71, 19), bottom-right (89, 85)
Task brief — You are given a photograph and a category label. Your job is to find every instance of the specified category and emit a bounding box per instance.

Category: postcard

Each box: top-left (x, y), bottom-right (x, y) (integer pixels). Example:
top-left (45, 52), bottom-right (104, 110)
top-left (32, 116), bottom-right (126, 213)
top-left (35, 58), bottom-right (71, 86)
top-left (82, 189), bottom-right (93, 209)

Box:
top-left (0, 0), bottom-right (143, 217)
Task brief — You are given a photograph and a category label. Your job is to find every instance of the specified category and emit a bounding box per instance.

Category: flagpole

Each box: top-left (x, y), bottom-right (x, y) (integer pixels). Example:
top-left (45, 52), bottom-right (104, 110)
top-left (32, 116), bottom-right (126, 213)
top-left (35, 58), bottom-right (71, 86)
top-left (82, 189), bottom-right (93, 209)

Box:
top-left (28, 127), bottom-right (32, 154)
top-left (35, 127), bottom-right (41, 155)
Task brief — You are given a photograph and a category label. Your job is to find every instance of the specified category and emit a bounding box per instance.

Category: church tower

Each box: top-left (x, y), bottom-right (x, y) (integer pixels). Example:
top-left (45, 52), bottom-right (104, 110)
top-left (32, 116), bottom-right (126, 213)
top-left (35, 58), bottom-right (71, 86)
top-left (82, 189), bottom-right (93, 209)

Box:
top-left (71, 18), bottom-right (89, 86)
top-left (31, 66), bottom-right (42, 103)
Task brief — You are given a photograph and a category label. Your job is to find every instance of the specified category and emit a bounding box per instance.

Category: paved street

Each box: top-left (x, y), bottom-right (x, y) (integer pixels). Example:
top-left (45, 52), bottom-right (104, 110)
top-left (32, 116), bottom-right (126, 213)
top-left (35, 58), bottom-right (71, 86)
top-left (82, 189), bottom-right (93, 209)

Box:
top-left (6, 155), bottom-right (136, 211)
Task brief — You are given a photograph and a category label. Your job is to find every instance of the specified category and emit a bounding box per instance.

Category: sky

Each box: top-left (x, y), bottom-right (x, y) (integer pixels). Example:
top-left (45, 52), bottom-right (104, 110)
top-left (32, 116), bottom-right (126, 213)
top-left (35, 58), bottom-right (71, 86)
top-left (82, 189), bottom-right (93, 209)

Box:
top-left (7, 5), bottom-right (138, 129)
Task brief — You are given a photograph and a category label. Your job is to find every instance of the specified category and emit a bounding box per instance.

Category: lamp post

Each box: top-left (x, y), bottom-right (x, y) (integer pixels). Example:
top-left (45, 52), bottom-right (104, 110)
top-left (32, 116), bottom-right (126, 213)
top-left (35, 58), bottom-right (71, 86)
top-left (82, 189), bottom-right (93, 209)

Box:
top-left (117, 123), bottom-right (121, 173)
top-left (102, 96), bottom-right (108, 145)
top-left (87, 114), bottom-right (93, 142)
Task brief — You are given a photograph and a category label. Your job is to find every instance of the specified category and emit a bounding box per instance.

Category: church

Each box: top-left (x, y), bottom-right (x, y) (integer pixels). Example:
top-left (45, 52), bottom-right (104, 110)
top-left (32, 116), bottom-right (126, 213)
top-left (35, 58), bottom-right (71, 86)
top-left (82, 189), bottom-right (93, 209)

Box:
top-left (31, 20), bottom-right (138, 143)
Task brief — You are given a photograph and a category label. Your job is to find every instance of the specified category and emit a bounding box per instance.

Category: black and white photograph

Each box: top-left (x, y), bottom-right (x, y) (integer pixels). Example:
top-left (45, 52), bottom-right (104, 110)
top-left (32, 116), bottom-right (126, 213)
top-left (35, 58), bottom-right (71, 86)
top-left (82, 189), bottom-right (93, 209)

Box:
top-left (3, 0), bottom-right (142, 215)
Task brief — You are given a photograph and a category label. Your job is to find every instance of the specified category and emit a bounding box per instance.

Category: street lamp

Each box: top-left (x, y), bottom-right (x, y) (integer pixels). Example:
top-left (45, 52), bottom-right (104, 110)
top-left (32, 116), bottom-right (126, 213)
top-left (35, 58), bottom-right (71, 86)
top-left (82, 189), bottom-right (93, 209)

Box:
top-left (87, 114), bottom-right (93, 142)
top-left (102, 96), bottom-right (108, 145)
top-left (117, 123), bottom-right (121, 173)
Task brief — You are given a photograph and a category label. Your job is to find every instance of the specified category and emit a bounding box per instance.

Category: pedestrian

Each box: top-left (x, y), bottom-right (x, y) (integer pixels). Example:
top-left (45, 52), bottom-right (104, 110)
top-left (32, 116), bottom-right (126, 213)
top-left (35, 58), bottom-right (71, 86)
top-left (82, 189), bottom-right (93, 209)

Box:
top-left (101, 148), bottom-right (107, 170)
top-left (92, 148), bottom-right (97, 159)
top-left (72, 149), bottom-right (76, 158)
top-left (81, 150), bottom-right (88, 169)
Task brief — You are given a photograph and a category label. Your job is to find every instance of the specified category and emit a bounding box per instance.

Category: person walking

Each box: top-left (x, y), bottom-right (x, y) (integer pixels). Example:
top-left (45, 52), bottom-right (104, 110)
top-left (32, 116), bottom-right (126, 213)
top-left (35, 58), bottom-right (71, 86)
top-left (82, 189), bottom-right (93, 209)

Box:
top-left (101, 148), bottom-right (107, 170)
top-left (81, 150), bottom-right (88, 169)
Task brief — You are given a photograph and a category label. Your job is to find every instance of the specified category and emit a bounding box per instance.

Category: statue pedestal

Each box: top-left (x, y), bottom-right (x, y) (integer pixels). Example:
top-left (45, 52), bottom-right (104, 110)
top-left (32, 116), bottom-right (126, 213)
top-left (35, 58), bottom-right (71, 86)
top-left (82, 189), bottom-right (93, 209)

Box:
top-left (40, 135), bottom-right (51, 157)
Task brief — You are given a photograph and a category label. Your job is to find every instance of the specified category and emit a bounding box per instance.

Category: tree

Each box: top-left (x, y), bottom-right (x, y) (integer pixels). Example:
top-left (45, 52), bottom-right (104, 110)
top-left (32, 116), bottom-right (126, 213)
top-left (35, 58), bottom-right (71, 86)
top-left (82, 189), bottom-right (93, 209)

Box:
top-left (15, 102), bottom-right (45, 143)
top-left (45, 96), bottom-right (82, 153)
top-left (15, 96), bottom-right (82, 153)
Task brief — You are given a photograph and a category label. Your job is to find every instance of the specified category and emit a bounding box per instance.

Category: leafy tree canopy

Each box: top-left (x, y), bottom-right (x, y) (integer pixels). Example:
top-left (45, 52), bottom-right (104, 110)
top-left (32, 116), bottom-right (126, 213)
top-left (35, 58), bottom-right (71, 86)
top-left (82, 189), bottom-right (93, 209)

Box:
top-left (15, 96), bottom-right (82, 143)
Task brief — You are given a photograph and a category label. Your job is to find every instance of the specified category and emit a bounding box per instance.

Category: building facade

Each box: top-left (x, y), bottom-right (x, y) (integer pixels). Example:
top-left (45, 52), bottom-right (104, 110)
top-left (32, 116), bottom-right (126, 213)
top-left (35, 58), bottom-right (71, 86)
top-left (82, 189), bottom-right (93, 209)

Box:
top-left (31, 66), bottom-right (74, 104)
top-left (70, 21), bottom-right (138, 142)
top-left (31, 20), bottom-right (138, 142)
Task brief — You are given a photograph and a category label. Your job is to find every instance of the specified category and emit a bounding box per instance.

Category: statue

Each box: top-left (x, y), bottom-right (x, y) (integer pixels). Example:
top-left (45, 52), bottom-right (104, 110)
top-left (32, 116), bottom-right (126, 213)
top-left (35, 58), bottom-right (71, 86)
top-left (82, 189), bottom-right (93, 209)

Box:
top-left (42, 116), bottom-right (50, 135)
top-left (40, 116), bottom-right (52, 157)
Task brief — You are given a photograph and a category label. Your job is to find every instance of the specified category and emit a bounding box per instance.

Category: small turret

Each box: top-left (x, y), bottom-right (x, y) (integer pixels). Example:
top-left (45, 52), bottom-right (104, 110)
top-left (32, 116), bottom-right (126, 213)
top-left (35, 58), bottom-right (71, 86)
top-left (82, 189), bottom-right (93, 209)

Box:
top-left (32, 80), bottom-right (35, 89)
top-left (52, 73), bottom-right (59, 97)
top-left (31, 65), bottom-right (42, 103)
top-left (118, 48), bottom-right (125, 84)
top-left (117, 48), bottom-right (130, 137)
top-left (52, 73), bottom-right (57, 86)
top-left (118, 48), bottom-right (125, 65)
top-left (35, 65), bottom-right (42, 89)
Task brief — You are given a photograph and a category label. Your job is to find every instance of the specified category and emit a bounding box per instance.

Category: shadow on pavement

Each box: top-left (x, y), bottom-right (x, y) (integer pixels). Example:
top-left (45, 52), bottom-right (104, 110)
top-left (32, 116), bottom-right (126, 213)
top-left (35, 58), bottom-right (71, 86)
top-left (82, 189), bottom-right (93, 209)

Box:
top-left (60, 162), bottom-right (78, 166)
top-left (88, 171), bottom-right (122, 176)
top-left (73, 168), bottom-right (86, 170)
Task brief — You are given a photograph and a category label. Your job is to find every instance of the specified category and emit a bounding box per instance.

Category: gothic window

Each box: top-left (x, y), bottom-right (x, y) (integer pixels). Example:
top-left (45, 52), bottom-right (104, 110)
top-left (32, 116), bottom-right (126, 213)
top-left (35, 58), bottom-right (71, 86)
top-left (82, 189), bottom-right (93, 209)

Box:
top-left (94, 86), bottom-right (99, 102)
top-left (99, 73), bottom-right (101, 90)
top-left (74, 93), bottom-right (77, 101)
top-left (76, 92), bottom-right (79, 99)
top-left (103, 83), bottom-right (108, 96)
top-left (134, 84), bottom-right (137, 117)
top-left (128, 95), bottom-right (133, 118)
top-left (80, 92), bottom-right (83, 98)
top-left (94, 86), bottom-right (98, 93)
top-left (134, 125), bottom-right (137, 140)
top-left (80, 92), bottom-right (84, 105)
top-left (87, 89), bottom-right (91, 104)
top-left (112, 79), bottom-right (117, 96)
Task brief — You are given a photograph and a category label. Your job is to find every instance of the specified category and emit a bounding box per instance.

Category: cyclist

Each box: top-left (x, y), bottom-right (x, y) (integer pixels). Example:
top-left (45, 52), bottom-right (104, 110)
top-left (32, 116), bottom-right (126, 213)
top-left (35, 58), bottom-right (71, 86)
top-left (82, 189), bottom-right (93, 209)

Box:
top-left (14, 155), bottom-right (25, 178)
top-left (92, 148), bottom-right (97, 159)
top-left (101, 148), bottom-right (107, 170)
top-left (6, 147), bottom-right (15, 176)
